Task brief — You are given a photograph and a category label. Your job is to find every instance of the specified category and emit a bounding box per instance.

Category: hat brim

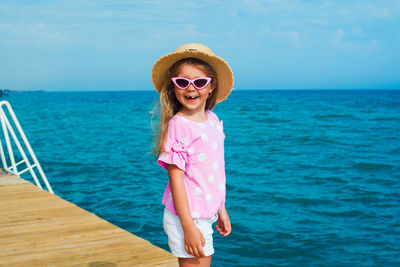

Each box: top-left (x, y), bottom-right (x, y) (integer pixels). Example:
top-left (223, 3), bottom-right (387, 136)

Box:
top-left (152, 50), bottom-right (234, 103)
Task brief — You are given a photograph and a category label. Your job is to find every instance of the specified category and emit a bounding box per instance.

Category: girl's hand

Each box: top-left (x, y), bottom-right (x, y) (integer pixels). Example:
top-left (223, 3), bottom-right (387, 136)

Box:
top-left (216, 208), bottom-right (231, 236)
top-left (183, 224), bottom-right (205, 257)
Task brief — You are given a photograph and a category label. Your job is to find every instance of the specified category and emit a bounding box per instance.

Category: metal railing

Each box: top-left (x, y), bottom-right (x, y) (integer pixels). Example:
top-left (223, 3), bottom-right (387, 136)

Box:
top-left (0, 100), bottom-right (54, 194)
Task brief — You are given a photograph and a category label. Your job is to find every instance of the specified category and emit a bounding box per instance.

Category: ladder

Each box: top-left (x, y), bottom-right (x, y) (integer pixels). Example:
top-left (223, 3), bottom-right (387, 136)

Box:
top-left (0, 100), bottom-right (54, 194)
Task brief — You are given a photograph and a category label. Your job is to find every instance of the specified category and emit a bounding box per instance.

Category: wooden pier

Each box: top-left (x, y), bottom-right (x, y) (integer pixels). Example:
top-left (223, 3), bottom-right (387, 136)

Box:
top-left (0, 173), bottom-right (177, 267)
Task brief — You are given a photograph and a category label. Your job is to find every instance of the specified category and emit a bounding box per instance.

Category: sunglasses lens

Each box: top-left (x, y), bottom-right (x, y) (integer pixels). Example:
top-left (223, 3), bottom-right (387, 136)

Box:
top-left (194, 79), bottom-right (208, 88)
top-left (175, 78), bottom-right (189, 88)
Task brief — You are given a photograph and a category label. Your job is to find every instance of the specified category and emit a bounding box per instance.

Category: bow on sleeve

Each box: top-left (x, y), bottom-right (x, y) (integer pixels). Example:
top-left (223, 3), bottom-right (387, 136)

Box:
top-left (163, 140), bottom-right (189, 171)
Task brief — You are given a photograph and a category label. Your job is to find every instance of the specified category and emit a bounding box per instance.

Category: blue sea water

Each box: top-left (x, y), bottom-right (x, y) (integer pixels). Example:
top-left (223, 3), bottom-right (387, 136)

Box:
top-left (3, 90), bottom-right (400, 266)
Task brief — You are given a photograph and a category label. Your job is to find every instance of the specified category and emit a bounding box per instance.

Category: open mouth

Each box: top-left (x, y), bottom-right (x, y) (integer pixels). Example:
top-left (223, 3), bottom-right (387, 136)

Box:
top-left (185, 96), bottom-right (199, 100)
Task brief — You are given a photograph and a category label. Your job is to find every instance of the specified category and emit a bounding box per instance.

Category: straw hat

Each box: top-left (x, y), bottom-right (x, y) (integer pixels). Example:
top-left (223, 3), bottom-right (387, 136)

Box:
top-left (152, 43), bottom-right (234, 103)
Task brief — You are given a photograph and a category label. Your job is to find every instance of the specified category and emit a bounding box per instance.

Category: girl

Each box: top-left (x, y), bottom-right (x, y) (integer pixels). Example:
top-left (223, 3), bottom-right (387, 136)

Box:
top-left (152, 43), bottom-right (233, 267)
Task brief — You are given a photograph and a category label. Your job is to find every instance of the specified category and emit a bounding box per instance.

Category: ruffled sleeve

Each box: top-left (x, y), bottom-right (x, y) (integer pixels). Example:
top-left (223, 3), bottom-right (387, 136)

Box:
top-left (158, 118), bottom-right (190, 171)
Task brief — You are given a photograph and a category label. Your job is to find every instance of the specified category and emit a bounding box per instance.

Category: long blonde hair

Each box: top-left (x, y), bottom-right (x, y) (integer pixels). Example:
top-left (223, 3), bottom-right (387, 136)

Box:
top-left (152, 58), bottom-right (218, 157)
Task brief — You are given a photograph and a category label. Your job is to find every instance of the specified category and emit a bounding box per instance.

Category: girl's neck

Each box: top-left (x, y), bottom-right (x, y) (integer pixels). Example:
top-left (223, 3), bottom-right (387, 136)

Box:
top-left (176, 109), bottom-right (208, 122)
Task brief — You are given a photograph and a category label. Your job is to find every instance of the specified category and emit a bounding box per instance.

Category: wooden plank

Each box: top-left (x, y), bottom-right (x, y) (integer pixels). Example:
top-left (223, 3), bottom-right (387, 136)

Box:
top-left (0, 174), bottom-right (177, 267)
top-left (0, 173), bottom-right (30, 185)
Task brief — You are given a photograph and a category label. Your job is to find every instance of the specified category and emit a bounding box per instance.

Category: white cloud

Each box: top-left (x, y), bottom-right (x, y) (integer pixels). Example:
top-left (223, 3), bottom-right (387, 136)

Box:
top-left (288, 31), bottom-right (301, 47)
top-left (332, 29), bottom-right (345, 46)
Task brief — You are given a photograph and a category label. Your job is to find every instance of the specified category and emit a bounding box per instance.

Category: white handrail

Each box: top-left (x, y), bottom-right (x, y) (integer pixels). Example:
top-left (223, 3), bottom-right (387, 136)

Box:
top-left (0, 100), bottom-right (54, 194)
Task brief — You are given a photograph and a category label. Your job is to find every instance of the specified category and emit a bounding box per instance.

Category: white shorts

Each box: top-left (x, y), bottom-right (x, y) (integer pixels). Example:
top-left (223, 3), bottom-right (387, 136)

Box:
top-left (163, 208), bottom-right (218, 258)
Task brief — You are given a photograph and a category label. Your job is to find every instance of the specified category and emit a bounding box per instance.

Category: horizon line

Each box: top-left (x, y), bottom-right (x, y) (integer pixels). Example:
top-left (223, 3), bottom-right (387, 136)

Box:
top-left (3, 88), bottom-right (400, 92)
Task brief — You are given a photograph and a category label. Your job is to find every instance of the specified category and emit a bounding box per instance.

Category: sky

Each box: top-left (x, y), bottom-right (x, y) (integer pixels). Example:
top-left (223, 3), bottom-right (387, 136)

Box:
top-left (1, 0), bottom-right (399, 91)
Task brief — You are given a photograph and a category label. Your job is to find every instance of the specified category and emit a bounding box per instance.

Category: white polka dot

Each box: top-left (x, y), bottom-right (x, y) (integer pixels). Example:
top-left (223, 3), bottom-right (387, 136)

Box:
top-left (213, 161), bottom-right (219, 170)
top-left (206, 194), bottom-right (213, 202)
top-left (217, 125), bottom-right (223, 132)
top-left (184, 137), bottom-right (190, 146)
top-left (218, 183), bottom-right (225, 191)
top-left (188, 147), bottom-right (195, 155)
top-left (201, 133), bottom-right (208, 141)
top-left (186, 171), bottom-right (193, 178)
top-left (198, 153), bottom-right (206, 162)
top-left (198, 123), bottom-right (205, 129)
top-left (192, 211), bottom-right (200, 218)
top-left (160, 153), bottom-right (169, 160)
top-left (194, 187), bottom-right (202, 195)
top-left (212, 142), bottom-right (218, 150)
top-left (180, 117), bottom-right (189, 123)
top-left (209, 120), bottom-right (215, 126)
top-left (208, 175), bottom-right (215, 183)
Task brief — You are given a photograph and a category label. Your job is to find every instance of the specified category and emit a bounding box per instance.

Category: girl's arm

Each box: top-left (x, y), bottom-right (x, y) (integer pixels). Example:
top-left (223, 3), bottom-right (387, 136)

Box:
top-left (216, 207), bottom-right (231, 236)
top-left (167, 164), bottom-right (205, 257)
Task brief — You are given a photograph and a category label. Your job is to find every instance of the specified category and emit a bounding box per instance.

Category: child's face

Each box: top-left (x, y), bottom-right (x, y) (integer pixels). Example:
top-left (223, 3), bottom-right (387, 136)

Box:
top-left (173, 63), bottom-right (214, 116)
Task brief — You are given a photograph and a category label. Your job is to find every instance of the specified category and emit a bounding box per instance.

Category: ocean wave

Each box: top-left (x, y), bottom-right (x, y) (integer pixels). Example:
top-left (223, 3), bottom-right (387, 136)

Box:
top-left (352, 161), bottom-right (395, 171)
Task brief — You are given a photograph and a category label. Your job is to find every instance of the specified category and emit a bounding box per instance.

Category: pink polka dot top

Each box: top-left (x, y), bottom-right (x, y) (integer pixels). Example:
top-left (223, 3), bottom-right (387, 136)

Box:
top-left (158, 110), bottom-right (226, 219)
